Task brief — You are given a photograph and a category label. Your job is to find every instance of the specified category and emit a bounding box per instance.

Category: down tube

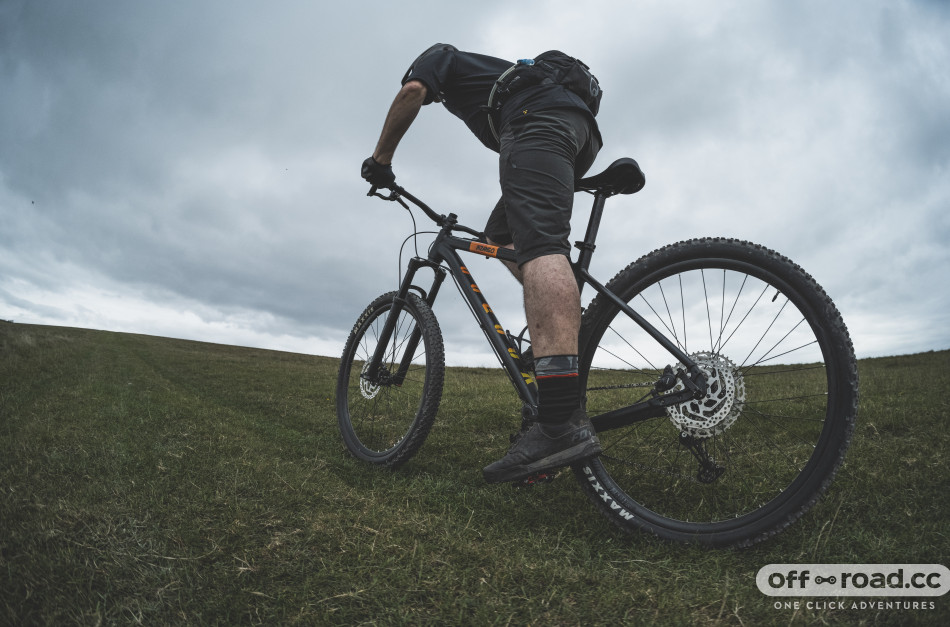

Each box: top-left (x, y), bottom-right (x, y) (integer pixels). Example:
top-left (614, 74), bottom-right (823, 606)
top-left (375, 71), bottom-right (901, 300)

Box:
top-left (440, 246), bottom-right (538, 408)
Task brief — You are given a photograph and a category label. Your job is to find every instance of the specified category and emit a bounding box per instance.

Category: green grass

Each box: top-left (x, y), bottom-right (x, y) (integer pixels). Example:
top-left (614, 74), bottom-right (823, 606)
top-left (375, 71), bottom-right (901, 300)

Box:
top-left (1, 321), bottom-right (948, 625)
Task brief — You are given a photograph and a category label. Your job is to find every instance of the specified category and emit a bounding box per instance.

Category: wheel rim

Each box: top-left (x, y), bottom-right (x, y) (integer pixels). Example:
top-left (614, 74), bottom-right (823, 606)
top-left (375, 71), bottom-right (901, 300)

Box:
top-left (581, 257), bottom-right (842, 529)
top-left (344, 304), bottom-right (429, 456)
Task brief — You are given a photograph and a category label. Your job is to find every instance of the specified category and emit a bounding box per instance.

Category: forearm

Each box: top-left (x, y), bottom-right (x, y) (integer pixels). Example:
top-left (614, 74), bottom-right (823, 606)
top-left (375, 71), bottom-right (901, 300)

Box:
top-left (372, 81), bottom-right (427, 164)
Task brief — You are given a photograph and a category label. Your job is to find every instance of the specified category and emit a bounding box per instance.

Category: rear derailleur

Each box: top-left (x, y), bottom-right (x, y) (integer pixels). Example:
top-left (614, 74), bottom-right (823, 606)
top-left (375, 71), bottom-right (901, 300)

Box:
top-left (678, 432), bottom-right (725, 484)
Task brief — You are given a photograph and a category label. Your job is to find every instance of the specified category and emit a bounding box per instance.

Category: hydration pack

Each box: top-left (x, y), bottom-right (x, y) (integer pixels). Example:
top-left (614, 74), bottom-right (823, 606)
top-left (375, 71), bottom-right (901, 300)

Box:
top-left (486, 50), bottom-right (602, 142)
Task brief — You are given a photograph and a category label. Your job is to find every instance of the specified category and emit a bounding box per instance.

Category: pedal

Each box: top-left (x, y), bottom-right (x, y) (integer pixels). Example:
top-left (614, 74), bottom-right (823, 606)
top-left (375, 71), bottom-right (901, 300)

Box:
top-left (512, 470), bottom-right (560, 488)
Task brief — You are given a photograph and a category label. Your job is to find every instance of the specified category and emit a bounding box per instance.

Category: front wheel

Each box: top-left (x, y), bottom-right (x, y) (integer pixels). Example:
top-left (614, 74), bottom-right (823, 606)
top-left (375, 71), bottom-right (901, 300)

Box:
top-left (336, 292), bottom-right (445, 468)
top-left (574, 238), bottom-right (858, 547)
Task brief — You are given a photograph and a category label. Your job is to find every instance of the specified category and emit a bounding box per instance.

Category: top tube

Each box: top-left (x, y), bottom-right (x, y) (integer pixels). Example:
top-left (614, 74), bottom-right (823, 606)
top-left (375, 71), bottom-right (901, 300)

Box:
top-left (368, 184), bottom-right (483, 238)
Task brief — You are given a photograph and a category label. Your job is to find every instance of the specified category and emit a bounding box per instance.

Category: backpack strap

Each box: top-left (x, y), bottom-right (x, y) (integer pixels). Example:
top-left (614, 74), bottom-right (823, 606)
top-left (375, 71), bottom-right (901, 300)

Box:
top-left (484, 53), bottom-right (602, 145)
top-left (485, 61), bottom-right (532, 143)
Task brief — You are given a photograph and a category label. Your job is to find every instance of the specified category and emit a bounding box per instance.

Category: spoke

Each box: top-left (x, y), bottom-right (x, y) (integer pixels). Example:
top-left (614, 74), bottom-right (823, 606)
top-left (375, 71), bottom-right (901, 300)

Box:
top-left (702, 269), bottom-right (713, 353)
top-left (742, 363), bottom-right (825, 378)
top-left (743, 392), bottom-right (829, 407)
top-left (741, 410), bottom-right (815, 470)
top-left (605, 326), bottom-right (658, 371)
top-left (715, 272), bottom-right (748, 353)
top-left (570, 238), bottom-right (854, 536)
top-left (718, 282), bottom-right (769, 355)
top-left (638, 423), bottom-right (684, 477)
top-left (743, 338), bottom-right (819, 372)
top-left (738, 297), bottom-right (790, 368)
top-left (746, 314), bottom-right (806, 365)
top-left (656, 280), bottom-right (680, 351)
top-left (679, 273), bottom-right (688, 355)
top-left (641, 282), bottom-right (684, 354)
top-left (709, 431), bottom-right (766, 507)
top-left (345, 302), bottom-right (431, 454)
top-left (718, 270), bottom-right (727, 353)
top-left (742, 406), bottom-right (826, 429)
top-left (388, 310), bottom-right (412, 366)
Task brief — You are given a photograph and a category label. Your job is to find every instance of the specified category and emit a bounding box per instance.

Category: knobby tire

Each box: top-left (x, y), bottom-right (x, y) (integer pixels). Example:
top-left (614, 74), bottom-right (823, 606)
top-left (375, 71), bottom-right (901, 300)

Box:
top-left (336, 292), bottom-right (445, 468)
top-left (573, 238), bottom-right (858, 548)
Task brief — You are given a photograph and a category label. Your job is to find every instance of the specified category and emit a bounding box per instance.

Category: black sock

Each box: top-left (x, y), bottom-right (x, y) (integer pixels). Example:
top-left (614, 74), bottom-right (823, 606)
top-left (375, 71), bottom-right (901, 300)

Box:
top-left (534, 355), bottom-right (579, 424)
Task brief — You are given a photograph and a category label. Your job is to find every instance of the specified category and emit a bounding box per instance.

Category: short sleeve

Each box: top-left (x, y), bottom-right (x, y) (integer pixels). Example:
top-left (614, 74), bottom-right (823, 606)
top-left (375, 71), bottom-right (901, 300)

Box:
top-left (401, 48), bottom-right (456, 105)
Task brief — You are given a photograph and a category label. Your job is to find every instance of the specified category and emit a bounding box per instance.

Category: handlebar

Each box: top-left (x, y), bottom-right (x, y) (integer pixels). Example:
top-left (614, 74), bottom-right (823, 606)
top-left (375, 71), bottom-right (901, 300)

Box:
top-left (366, 184), bottom-right (484, 239)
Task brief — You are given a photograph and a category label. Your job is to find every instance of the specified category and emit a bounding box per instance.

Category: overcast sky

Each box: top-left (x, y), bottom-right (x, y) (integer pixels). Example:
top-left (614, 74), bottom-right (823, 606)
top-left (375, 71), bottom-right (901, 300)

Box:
top-left (2, 0), bottom-right (948, 365)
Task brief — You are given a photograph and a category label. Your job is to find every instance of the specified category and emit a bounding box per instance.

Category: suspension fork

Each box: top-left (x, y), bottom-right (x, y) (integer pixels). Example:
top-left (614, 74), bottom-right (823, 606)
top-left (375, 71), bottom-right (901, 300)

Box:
top-left (392, 262), bottom-right (446, 385)
top-left (364, 257), bottom-right (446, 385)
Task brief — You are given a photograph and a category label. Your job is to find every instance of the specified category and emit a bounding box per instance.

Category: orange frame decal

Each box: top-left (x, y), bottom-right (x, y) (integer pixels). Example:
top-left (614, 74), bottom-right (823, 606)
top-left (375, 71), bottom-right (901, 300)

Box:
top-left (469, 242), bottom-right (499, 258)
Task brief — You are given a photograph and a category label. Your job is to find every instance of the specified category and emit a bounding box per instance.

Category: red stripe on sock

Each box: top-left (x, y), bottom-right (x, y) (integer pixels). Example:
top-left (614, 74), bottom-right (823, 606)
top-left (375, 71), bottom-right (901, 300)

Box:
top-left (535, 372), bottom-right (579, 380)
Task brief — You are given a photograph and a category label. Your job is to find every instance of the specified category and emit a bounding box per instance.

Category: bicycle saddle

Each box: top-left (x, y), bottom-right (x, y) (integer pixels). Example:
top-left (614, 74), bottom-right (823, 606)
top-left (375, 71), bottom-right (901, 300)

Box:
top-left (575, 157), bottom-right (645, 196)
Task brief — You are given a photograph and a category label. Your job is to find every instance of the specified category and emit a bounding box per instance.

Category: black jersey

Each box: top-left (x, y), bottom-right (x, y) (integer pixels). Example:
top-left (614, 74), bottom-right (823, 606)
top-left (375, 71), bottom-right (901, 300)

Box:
top-left (402, 47), bottom-right (598, 151)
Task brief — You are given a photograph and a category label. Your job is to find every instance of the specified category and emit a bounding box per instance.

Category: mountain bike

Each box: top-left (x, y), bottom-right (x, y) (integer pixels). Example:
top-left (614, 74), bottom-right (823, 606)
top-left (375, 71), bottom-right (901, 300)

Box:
top-left (336, 157), bottom-right (858, 548)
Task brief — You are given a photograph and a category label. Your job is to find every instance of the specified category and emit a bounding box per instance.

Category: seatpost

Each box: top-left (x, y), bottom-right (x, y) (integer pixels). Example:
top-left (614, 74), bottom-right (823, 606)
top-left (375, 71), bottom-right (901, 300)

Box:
top-left (574, 192), bottom-right (608, 281)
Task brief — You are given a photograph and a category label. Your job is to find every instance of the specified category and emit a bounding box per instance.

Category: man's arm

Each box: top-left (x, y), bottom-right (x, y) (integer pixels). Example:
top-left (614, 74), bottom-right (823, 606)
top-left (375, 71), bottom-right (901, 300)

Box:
top-left (372, 80), bottom-right (428, 165)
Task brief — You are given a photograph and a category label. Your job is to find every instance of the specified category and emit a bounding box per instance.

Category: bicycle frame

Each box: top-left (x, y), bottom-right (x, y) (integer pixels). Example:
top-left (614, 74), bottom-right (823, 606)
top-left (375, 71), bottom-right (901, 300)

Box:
top-left (364, 186), bottom-right (707, 430)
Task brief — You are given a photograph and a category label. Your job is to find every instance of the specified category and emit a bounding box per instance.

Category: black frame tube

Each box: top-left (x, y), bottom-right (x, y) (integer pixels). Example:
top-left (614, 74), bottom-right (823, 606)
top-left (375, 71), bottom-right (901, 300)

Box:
top-left (432, 234), bottom-right (538, 407)
top-left (362, 185), bottom-right (700, 430)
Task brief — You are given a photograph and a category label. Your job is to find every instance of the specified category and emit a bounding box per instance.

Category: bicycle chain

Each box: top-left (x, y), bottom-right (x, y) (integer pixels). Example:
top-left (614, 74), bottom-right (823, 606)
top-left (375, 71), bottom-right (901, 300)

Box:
top-left (586, 382), bottom-right (655, 391)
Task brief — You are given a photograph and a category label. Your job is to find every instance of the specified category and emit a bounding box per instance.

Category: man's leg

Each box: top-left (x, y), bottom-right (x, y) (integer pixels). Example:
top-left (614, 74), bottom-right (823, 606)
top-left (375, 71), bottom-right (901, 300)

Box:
top-left (521, 253), bottom-right (579, 357)
top-left (482, 110), bottom-right (601, 483)
top-left (522, 253), bottom-right (581, 428)
top-left (486, 238), bottom-right (523, 283)
top-left (484, 248), bottom-right (581, 421)
top-left (482, 200), bottom-right (596, 487)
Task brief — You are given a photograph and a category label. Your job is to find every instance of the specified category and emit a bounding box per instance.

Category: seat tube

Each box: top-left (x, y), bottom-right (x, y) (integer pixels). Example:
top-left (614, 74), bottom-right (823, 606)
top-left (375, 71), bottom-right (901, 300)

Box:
top-left (574, 193), bottom-right (607, 293)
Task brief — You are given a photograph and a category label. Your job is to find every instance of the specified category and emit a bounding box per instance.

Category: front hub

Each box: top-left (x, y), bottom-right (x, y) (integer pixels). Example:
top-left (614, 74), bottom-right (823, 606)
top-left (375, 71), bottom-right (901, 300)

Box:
top-left (359, 362), bottom-right (384, 399)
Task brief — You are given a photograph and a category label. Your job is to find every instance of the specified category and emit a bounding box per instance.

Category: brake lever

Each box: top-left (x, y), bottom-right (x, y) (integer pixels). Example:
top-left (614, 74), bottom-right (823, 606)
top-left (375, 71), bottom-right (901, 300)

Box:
top-left (366, 185), bottom-right (403, 202)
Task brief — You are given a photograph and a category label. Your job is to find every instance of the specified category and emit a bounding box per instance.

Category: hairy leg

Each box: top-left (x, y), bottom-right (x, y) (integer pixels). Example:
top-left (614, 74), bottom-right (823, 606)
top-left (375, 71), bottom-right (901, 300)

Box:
top-left (484, 243), bottom-right (580, 356)
top-left (521, 253), bottom-right (580, 357)
top-left (486, 238), bottom-right (523, 283)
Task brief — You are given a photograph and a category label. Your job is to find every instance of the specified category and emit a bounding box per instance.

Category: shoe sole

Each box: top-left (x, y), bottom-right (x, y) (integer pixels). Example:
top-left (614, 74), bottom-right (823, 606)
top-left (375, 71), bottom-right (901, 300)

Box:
top-left (483, 438), bottom-right (602, 484)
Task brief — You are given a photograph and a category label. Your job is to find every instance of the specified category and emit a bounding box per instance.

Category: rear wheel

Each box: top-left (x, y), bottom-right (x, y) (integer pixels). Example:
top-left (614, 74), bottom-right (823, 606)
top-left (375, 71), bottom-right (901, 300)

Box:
top-left (574, 238), bottom-right (858, 547)
top-left (336, 292), bottom-right (445, 468)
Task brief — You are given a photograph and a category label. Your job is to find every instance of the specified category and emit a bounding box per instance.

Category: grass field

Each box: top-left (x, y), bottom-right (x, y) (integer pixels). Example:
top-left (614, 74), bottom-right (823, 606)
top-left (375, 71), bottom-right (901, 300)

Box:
top-left (1, 321), bottom-right (948, 625)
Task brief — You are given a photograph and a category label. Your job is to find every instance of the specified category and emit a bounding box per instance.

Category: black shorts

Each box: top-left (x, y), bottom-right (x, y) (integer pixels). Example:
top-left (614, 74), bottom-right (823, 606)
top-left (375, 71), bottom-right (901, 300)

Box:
top-left (484, 108), bottom-right (601, 267)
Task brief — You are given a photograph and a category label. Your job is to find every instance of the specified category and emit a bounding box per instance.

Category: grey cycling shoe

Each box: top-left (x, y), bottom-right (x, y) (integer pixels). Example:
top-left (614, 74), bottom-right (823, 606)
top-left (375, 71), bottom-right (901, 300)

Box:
top-left (482, 409), bottom-right (602, 484)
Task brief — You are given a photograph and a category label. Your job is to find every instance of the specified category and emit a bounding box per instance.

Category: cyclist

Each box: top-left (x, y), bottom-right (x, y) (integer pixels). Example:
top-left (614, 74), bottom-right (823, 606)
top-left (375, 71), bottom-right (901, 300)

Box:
top-left (361, 43), bottom-right (603, 483)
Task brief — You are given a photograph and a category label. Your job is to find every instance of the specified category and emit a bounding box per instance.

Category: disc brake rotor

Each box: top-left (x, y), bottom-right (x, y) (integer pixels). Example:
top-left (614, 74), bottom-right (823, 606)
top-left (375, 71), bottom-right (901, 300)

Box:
top-left (359, 362), bottom-right (381, 400)
top-left (666, 352), bottom-right (746, 439)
